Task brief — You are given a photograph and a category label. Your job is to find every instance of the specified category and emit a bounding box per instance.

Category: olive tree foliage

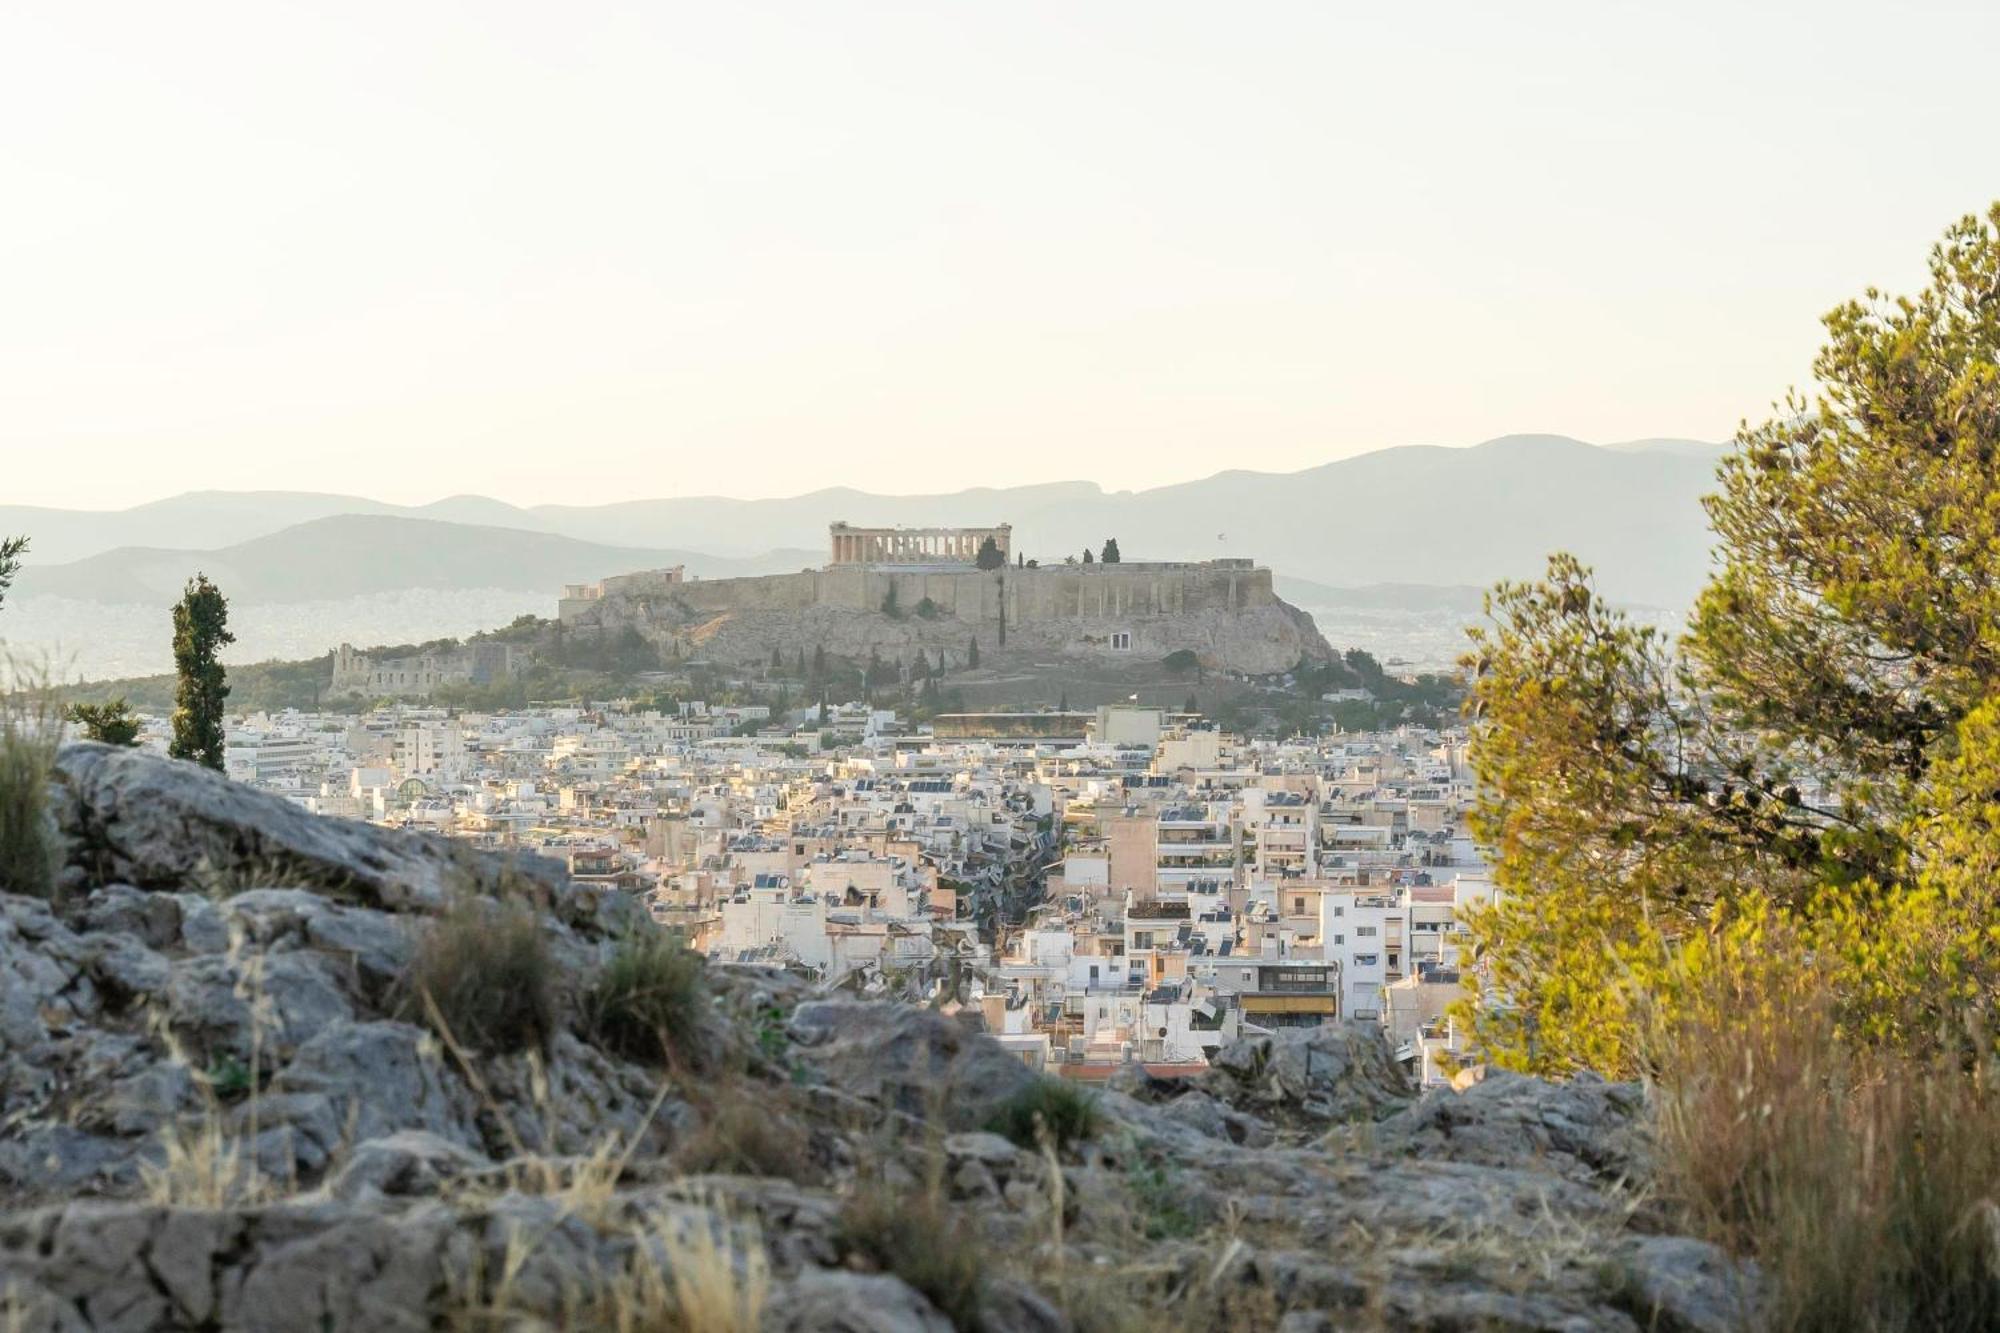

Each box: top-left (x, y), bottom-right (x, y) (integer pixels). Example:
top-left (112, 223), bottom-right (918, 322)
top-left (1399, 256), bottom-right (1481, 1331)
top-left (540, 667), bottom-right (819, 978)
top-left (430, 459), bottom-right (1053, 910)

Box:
top-left (170, 574), bottom-right (234, 770)
top-left (1462, 205), bottom-right (2000, 1075)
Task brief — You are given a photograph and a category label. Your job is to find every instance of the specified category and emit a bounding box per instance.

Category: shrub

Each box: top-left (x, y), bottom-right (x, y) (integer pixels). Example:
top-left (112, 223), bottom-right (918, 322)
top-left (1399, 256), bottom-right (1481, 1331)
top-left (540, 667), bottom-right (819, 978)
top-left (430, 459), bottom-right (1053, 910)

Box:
top-left (986, 1077), bottom-right (1100, 1151)
top-left (1650, 949), bottom-right (2000, 1332)
top-left (66, 699), bottom-right (141, 746)
top-left (838, 1179), bottom-right (984, 1331)
top-left (0, 657), bottom-right (63, 898)
top-left (401, 898), bottom-right (555, 1054)
top-left (586, 928), bottom-right (706, 1066)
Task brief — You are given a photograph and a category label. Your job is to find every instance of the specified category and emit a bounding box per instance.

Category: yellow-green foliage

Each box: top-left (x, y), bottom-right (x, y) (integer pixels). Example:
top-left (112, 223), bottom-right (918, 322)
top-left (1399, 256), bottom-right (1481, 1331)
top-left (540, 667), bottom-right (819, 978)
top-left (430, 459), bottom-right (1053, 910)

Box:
top-left (1458, 204), bottom-right (2000, 1076)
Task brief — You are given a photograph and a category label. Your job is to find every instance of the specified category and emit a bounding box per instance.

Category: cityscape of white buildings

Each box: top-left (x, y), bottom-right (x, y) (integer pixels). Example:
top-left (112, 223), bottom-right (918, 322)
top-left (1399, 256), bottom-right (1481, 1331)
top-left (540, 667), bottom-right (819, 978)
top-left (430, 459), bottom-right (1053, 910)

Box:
top-left (160, 696), bottom-right (1489, 1089)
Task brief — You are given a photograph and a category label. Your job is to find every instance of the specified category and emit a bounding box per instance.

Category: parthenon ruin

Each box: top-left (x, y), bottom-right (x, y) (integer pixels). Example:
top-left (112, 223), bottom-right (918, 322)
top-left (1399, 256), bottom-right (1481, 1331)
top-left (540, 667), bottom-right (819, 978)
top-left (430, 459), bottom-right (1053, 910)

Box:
top-left (827, 521), bottom-right (1011, 566)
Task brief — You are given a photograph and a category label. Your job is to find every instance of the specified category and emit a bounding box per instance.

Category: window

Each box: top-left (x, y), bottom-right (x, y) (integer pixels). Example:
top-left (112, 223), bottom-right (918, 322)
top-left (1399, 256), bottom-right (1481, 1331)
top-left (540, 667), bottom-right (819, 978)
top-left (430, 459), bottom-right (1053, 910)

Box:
top-left (1292, 897), bottom-right (1306, 915)
top-left (1111, 631), bottom-right (1131, 651)
top-left (1355, 925), bottom-right (1377, 937)
top-left (1332, 905), bottom-right (1344, 917)
top-left (1355, 954), bottom-right (1379, 967)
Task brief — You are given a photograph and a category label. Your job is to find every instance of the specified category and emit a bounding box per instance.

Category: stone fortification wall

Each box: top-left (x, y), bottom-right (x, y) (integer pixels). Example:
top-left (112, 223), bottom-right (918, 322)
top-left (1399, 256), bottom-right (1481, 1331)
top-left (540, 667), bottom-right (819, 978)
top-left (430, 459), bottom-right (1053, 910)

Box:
top-left (559, 559), bottom-right (1328, 675)
top-left (329, 641), bottom-right (516, 700)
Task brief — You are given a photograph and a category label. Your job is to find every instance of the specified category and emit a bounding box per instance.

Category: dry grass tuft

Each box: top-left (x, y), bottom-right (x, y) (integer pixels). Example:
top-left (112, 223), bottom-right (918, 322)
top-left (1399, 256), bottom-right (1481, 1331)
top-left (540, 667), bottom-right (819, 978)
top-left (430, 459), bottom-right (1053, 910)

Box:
top-left (140, 1107), bottom-right (272, 1208)
top-left (449, 1203), bottom-right (769, 1333)
top-left (1650, 958), bottom-right (2000, 1332)
top-left (588, 1204), bottom-right (770, 1333)
top-left (0, 653), bottom-right (63, 899)
top-left (672, 1083), bottom-right (815, 1181)
top-left (838, 1172), bottom-right (985, 1332)
top-left (401, 896), bottom-right (556, 1054)
top-left (587, 928), bottom-right (707, 1067)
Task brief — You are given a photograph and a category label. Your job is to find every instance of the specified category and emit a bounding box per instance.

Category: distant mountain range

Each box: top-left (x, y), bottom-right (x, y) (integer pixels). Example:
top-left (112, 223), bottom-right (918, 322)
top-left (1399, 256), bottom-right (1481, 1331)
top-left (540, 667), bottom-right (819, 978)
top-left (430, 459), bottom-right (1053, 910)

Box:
top-left (8, 515), bottom-right (817, 604)
top-left (1, 435), bottom-right (1729, 613)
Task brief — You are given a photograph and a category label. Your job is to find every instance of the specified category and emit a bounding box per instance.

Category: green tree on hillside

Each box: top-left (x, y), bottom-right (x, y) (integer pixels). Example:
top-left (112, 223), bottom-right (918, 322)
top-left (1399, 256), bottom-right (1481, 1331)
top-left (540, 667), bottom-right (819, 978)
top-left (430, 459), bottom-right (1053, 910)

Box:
top-left (1101, 538), bottom-right (1121, 564)
top-left (0, 536), bottom-right (25, 611)
top-left (67, 700), bottom-right (141, 747)
top-left (1461, 204), bottom-right (2000, 1075)
top-left (975, 537), bottom-right (1005, 571)
top-left (1082, 548), bottom-right (1094, 564)
top-left (967, 637), bottom-right (980, 669)
top-left (169, 574), bottom-right (233, 771)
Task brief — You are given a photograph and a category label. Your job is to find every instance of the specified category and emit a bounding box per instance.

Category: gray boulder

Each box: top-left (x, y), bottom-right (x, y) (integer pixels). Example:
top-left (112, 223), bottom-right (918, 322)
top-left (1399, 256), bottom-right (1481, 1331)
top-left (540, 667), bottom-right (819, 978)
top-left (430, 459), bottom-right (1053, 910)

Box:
top-left (324, 1131), bottom-right (492, 1201)
top-left (764, 1269), bottom-right (956, 1333)
top-left (787, 999), bottom-right (1036, 1129)
top-left (1200, 1022), bottom-right (1414, 1127)
top-left (1613, 1234), bottom-right (1761, 1333)
top-left (246, 1020), bottom-right (483, 1176)
top-left (1374, 1070), bottom-right (1651, 1184)
top-left (51, 743), bottom-right (547, 915)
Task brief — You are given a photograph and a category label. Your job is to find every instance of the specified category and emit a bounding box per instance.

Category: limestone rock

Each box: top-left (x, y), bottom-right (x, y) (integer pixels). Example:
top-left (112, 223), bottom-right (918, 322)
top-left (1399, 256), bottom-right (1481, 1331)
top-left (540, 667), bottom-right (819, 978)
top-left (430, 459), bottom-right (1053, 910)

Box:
top-left (1200, 1021), bottom-right (1415, 1127)
top-left (51, 743), bottom-right (565, 916)
top-left (787, 999), bottom-right (1036, 1128)
top-left (1612, 1234), bottom-right (1761, 1333)
top-left (764, 1269), bottom-right (956, 1333)
top-left (1374, 1070), bottom-right (1651, 1185)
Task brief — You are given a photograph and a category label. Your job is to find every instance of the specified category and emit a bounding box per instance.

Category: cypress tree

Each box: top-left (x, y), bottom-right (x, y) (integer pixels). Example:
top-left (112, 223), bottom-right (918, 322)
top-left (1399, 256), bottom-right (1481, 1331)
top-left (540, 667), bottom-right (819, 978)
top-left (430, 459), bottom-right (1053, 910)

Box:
top-left (169, 574), bottom-right (234, 771)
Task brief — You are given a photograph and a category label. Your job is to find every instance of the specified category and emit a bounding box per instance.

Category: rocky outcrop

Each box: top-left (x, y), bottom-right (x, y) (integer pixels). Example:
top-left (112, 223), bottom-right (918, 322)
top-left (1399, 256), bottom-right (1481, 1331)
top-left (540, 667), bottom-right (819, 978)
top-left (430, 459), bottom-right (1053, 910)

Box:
top-left (1199, 1021), bottom-right (1416, 1129)
top-left (1373, 1069), bottom-right (1652, 1186)
top-left (785, 999), bottom-right (1037, 1129)
top-left (0, 746), bottom-right (1759, 1331)
top-left (561, 562), bottom-right (1334, 677)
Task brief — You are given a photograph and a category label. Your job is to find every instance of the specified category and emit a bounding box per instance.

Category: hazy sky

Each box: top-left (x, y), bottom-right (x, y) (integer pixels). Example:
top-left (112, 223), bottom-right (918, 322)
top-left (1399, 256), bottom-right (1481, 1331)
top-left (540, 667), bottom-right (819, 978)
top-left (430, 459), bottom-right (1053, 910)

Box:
top-left (4, 2), bottom-right (1995, 510)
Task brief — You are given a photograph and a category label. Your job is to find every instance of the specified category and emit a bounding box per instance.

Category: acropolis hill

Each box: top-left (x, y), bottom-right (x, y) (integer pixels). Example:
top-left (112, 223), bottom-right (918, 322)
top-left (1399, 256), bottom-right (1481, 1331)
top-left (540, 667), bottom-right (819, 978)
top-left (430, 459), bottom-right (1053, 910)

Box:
top-left (558, 523), bottom-right (1331, 676)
